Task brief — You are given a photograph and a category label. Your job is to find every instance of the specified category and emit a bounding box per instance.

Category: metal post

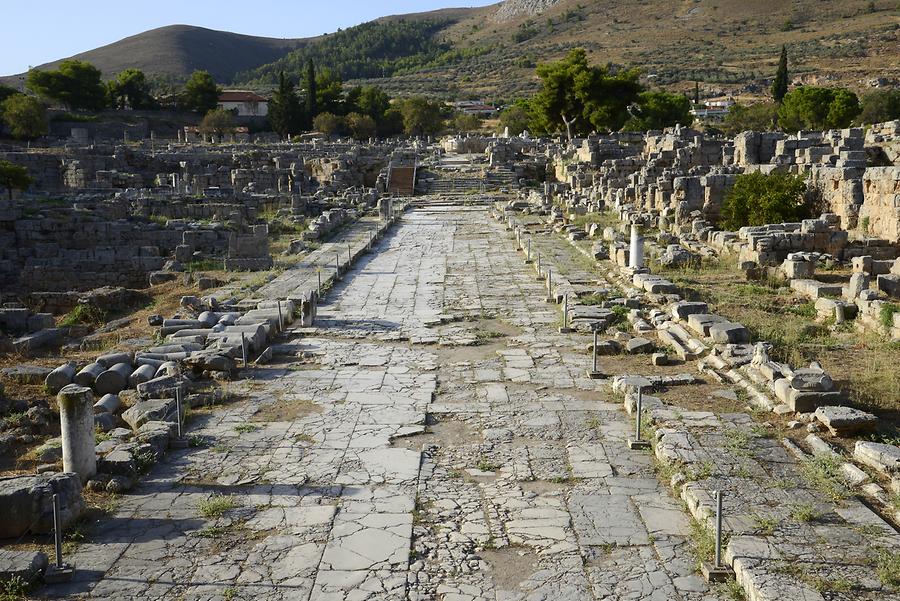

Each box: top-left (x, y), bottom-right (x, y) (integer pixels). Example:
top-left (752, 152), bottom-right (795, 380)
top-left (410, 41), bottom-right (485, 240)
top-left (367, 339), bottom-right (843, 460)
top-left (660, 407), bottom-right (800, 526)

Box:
top-left (592, 327), bottom-right (599, 373)
top-left (175, 386), bottom-right (183, 439)
top-left (715, 490), bottom-right (723, 568)
top-left (559, 294), bottom-right (570, 333)
top-left (526, 238), bottom-right (531, 262)
top-left (317, 269), bottom-right (322, 296)
top-left (277, 300), bottom-right (284, 333)
top-left (536, 252), bottom-right (541, 276)
top-left (546, 269), bottom-right (553, 302)
top-left (52, 494), bottom-right (63, 567)
top-left (347, 244), bottom-right (352, 264)
top-left (635, 387), bottom-right (643, 441)
top-left (241, 332), bottom-right (248, 367)
top-left (335, 253), bottom-right (340, 277)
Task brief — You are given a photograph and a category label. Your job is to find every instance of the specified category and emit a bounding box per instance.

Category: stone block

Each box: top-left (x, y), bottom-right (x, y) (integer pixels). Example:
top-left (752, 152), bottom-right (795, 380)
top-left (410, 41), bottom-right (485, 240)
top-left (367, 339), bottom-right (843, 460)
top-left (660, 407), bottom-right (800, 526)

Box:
top-left (625, 337), bottom-right (655, 354)
top-left (122, 399), bottom-right (175, 430)
top-left (876, 274), bottom-right (900, 298)
top-left (0, 473), bottom-right (84, 538)
top-left (708, 322), bottom-right (750, 344)
top-left (853, 441), bottom-right (900, 474)
top-left (813, 406), bottom-right (877, 436)
top-left (670, 301), bottom-right (708, 320)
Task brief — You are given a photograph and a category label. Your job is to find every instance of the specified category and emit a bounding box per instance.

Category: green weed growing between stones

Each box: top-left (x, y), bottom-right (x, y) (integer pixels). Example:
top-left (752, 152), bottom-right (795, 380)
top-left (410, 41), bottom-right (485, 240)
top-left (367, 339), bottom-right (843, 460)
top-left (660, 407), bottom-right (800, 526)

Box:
top-left (198, 494), bottom-right (238, 518)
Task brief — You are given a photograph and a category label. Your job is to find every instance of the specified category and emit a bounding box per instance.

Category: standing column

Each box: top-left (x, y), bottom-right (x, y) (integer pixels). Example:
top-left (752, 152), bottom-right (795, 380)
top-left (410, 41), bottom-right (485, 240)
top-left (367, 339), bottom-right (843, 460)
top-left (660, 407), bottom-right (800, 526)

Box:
top-left (629, 223), bottom-right (644, 269)
top-left (57, 384), bottom-right (97, 480)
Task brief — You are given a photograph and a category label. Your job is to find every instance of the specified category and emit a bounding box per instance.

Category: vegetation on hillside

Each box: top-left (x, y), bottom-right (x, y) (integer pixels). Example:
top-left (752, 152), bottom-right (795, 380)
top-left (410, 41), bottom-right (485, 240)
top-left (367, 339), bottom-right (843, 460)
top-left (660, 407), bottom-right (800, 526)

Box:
top-left (236, 19), bottom-right (489, 86)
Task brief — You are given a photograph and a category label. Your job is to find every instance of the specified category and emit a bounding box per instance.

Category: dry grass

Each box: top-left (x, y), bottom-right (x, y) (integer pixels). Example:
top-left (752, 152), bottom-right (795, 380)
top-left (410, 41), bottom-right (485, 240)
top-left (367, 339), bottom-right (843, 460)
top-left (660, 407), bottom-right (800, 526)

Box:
top-left (656, 259), bottom-right (900, 423)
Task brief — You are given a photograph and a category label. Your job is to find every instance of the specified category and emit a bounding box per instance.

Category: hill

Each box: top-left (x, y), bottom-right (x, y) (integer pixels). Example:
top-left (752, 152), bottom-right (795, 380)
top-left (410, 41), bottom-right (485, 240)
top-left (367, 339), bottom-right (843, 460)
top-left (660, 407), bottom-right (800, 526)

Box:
top-left (343, 0), bottom-right (900, 101)
top-left (1, 25), bottom-right (304, 86)
top-left (4, 0), bottom-right (898, 101)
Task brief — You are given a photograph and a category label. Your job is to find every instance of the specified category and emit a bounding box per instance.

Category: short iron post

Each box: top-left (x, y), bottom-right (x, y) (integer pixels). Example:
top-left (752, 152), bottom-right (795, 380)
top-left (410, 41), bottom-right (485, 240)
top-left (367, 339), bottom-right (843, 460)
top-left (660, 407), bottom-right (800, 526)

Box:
top-left (715, 490), bottom-right (723, 568)
top-left (592, 327), bottom-right (599, 372)
top-left (536, 252), bottom-right (542, 276)
top-left (52, 493), bottom-right (63, 568)
top-left (241, 332), bottom-right (248, 367)
top-left (546, 269), bottom-right (553, 302)
top-left (347, 244), bottom-right (352, 264)
top-left (526, 238), bottom-right (531, 262)
top-left (317, 269), bottom-right (322, 297)
top-left (175, 386), bottom-right (183, 439)
top-left (277, 300), bottom-right (284, 333)
top-left (559, 294), bottom-right (571, 333)
top-left (635, 387), bottom-right (643, 441)
top-left (335, 253), bottom-right (340, 277)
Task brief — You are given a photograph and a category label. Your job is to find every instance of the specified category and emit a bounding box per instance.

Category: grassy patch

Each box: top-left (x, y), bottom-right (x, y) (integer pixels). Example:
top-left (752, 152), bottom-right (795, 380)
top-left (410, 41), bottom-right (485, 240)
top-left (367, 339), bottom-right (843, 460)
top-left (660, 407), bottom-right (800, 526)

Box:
top-left (196, 525), bottom-right (227, 538)
top-left (875, 548), bottom-right (900, 589)
top-left (799, 454), bottom-right (849, 503)
top-left (198, 494), bottom-right (239, 518)
top-left (686, 460), bottom-right (714, 481)
top-left (0, 576), bottom-right (30, 601)
top-left (233, 424), bottom-right (259, 434)
top-left (476, 458), bottom-right (501, 472)
top-left (790, 503), bottom-right (820, 523)
top-left (751, 513), bottom-right (778, 535)
top-left (880, 303), bottom-right (899, 330)
top-left (59, 303), bottom-right (106, 327)
top-left (716, 580), bottom-right (747, 601)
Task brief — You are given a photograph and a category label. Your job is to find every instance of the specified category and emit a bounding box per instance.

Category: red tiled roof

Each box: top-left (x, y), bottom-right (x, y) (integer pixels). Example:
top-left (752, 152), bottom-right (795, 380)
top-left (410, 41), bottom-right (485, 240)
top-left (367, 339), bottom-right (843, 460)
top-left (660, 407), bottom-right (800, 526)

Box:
top-left (219, 91), bottom-right (267, 103)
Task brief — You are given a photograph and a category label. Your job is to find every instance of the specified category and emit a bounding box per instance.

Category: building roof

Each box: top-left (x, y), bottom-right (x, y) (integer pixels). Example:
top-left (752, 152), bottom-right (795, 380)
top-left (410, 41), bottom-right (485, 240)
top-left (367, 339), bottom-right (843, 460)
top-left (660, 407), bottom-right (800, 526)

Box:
top-left (219, 91), bottom-right (267, 103)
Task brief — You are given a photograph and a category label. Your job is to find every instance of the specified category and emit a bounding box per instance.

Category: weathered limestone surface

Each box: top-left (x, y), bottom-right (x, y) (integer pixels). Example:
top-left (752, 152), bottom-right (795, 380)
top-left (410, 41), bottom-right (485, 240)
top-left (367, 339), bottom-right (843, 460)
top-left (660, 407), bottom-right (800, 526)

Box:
top-left (39, 198), bottom-right (899, 601)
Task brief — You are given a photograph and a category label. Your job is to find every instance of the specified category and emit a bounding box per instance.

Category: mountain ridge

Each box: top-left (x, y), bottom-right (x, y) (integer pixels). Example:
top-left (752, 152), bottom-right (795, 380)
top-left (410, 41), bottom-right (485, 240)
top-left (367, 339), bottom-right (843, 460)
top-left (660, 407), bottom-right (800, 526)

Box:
top-left (3, 1), bottom-right (898, 101)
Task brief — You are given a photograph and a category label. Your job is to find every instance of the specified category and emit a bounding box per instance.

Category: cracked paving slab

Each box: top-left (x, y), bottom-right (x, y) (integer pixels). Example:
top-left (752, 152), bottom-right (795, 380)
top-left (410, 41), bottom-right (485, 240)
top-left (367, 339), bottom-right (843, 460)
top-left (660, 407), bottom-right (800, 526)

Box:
top-left (41, 203), bottom-right (724, 601)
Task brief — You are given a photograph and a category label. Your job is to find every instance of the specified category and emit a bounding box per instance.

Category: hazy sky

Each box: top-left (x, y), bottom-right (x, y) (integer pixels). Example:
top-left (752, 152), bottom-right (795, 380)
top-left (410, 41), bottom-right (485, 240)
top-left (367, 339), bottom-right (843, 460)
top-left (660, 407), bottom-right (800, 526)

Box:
top-left (0, 0), bottom-right (498, 76)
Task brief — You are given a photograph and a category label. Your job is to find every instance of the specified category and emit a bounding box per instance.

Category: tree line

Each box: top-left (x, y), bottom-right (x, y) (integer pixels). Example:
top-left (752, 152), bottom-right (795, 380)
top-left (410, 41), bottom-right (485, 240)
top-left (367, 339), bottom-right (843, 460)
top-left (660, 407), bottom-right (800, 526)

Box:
top-left (497, 49), bottom-right (694, 140)
top-left (0, 58), bottom-right (477, 141)
top-left (722, 46), bottom-right (900, 135)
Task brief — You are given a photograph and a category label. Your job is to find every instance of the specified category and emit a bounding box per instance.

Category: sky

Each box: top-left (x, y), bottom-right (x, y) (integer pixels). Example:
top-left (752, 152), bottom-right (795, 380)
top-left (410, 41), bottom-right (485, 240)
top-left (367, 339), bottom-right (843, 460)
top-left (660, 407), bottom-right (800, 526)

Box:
top-left (0, 0), bottom-right (498, 76)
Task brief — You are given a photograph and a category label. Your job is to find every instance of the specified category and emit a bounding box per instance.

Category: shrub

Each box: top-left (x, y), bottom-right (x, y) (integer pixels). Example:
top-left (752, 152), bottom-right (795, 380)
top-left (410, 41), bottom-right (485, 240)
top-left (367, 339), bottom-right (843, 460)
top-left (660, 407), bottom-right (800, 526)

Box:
top-left (720, 172), bottom-right (810, 230)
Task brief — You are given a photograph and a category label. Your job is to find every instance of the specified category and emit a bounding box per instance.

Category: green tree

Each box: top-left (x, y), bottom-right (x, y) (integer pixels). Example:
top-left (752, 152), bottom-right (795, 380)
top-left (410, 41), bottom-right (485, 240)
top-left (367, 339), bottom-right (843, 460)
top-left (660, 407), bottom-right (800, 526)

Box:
top-left (398, 96), bottom-right (445, 137)
top-left (721, 103), bottom-right (778, 135)
top-left (268, 71), bottom-right (304, 137)
top-left (777, 87), bottom-right (861, 130)
top-left (378, 108), bottom-right (405, 137)
top-left (182, 71), bottom-right (220, 114)
top-left (0, 84), bottom-right (17, 104)
top-left (313, 112), bottom-right (346, 136)
top-left (1, 94), bottom-right (48, 139)
top-left (858, 89), bottom-right (900, 125)
top-left (451, 112), bottom-right (482, 132)
top-left (26, 59), bottom-right (106, 111)
top-left (315, 68), bottom-right (344, 115)
top-left (499, 103), bottom-right (531, 135)
top-left (0, 160), bottom-right (33, 199)
top-left (530, 49), bottom-right (642, 140)
top-left (772, 45), bottom-right (789, 103)
top-left (107, 69), bottom-right (155, 110)
top-left (622, 91), bottom-right (692, 131)
top-left (346, 112), bottom-right (376, 139)
top-left (199, 108), bottom-right (236, 138)
top-left (720, 172), bottom-right (810, 230)
top-left (357, 86), bottom-right (391, 122)
top-left (305, 59), bottom-right (317, 127)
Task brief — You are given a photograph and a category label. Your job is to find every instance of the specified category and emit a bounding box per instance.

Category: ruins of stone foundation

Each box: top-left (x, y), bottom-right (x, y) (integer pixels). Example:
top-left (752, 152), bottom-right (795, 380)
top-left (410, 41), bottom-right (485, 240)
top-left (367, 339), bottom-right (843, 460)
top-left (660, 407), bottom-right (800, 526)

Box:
top-left (1, 123), bottom-right (899, 600)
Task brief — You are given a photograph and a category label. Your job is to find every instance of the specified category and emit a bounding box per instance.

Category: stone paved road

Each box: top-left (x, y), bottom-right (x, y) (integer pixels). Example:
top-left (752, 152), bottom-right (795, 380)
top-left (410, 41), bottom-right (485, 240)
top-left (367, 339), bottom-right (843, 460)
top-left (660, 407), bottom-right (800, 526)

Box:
top-left (43, 203), bottom-right (722, 601)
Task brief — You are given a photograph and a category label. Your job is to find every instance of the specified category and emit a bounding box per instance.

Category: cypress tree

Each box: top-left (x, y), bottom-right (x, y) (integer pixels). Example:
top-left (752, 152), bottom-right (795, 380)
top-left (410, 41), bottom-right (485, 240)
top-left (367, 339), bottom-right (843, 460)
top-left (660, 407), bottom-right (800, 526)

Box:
top-left (305, 59), bottom-right (317, 129)
top-left (269, 71), bottom-right (303, 138)
top-left (772, 45), bottom-right (789, 103)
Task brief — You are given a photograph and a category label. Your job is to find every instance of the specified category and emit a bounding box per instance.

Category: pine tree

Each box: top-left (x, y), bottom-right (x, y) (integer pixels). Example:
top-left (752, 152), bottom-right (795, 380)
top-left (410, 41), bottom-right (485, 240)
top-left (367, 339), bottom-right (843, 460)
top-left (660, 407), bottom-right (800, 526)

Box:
top-left (269, 71), bottom-right (303, 138)
top-left (772, 45), bottom-right (789, 103)
top-left (305, 60), bottom-right (317, 129)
